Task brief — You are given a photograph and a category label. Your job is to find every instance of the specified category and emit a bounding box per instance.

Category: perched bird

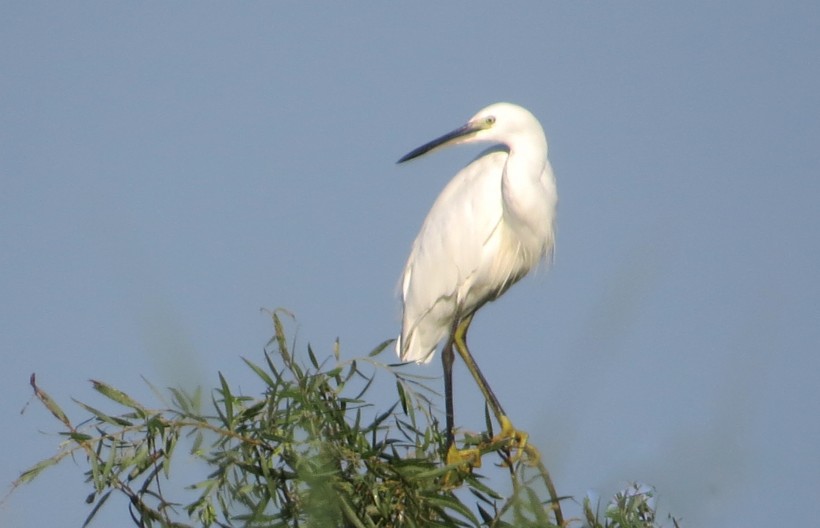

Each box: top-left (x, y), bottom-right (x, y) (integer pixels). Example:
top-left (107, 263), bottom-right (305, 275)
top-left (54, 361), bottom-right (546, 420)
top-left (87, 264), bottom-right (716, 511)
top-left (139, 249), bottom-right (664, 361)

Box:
top-left (395, 102), bottom-right (557, 461)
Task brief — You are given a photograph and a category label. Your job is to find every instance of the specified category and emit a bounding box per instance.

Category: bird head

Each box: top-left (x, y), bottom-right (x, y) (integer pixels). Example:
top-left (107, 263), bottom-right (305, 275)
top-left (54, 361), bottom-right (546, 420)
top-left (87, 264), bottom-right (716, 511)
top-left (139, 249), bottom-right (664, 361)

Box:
top-left (398, 102), bottom-right (543, 163)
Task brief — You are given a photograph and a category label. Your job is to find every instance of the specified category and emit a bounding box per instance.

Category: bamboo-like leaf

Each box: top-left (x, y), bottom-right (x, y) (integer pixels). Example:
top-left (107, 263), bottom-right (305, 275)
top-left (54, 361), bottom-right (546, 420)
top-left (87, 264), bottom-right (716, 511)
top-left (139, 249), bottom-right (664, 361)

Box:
top-left (272, 312), bottom-right (291, 365)
top-left (338, 495), bottom-right (368, 528)
top-left (168, 387), bottom-right (189, 414)
top-left (16, 456), bottom-right (60, 485)
top-left (90, 380), bottom-right (146, 416)
top-left (263, 350), bottom-right (284, 386)
top-left (468, 476), bottom-right (503, 500)
top-left (211, 391), bottom-right (228, 428)
top-left (342, 360), bottom-right (359, 385)
top-left (218, 372), bottom-right (234, 428)
top-left (73, 400), bottom-right (133, 427)
top-left (242, 356), bottom-right (276, 387)
top-left (17, 334), bottom-right (581, 528)
top-left (67, 431), bottom-right (93, 442)
top-left (190, 431), bottom-right (204, 456)
top-left (396, 380), bottom-right (408, 414)
top-left (307, 343), bottom-right (319, 369)
top-left (128, 444), bottom-right (150, 480)
top-left (367, 338), bottom-right (394, 357)
top-left (525, 485), bottom-right (551, 526)
top-left (168, 386), bottom-right (201, 417)
top-left (476, 503), bottom-right (494, 524)
top-left (353, 368), bottom-right (376, 401)
top-left (102, 438), bottom-right (117, 481)
top-left (188, 477), bottom-right (219, 490)
top-left (426, 494), bottom-right (481, 527)
top-left (88, 445), bottom-right (102, 492)
top-left (82, 490), bottom-right (112, 528)
top-left (364, 402), bottom-right (398, 433)
top-left (254, 447), bottom-right (279, 506)
top-left (141, 376), bottom-right (169, 407)
top-left (484, 403), bottom-right (493, 437)
top-left (30, 374), bottom-right (71, 427)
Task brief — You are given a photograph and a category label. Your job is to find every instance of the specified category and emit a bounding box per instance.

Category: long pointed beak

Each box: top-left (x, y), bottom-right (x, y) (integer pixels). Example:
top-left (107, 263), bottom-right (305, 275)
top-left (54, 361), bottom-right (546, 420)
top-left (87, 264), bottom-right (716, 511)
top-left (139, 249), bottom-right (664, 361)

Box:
top-left (397, 121), bottom-right (484, 163)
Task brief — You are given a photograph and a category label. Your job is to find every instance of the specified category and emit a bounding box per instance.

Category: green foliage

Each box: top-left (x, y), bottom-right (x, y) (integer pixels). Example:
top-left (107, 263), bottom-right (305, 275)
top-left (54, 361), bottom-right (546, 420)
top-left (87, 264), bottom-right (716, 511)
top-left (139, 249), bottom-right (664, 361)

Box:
top-left (583, 483), bottom-right (680, 528)
top-left (12, 312), bottom-right (675, 527)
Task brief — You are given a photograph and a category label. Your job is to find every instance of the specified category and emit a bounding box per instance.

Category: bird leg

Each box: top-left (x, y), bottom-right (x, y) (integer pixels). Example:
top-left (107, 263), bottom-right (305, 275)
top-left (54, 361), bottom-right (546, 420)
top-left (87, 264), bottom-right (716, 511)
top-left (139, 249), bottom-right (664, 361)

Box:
top-left (441, 341), bottom-right (455, 449)
top-left (452, 314), bottom-right (529, 459)
top-left (442, 339), bottom-right (481, 472)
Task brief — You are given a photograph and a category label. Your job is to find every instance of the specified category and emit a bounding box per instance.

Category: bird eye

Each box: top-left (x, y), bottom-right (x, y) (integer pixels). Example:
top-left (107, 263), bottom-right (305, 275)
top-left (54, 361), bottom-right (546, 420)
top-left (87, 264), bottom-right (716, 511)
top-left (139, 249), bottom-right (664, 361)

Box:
top-left (485, 116), bottom-right (496, 125)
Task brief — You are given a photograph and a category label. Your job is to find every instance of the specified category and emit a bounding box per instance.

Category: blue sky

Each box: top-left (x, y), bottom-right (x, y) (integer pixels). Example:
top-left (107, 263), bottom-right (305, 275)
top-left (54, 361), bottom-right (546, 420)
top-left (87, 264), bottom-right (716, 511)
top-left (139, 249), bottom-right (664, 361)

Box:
top-left (2, 3), bottom-right (819, 526)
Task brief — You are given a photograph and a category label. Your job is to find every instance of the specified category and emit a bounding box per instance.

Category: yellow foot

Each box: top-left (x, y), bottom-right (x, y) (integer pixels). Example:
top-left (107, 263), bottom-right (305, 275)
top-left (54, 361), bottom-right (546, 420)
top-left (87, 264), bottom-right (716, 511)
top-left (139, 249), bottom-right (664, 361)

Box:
top-left (446, 443), bottom-right (481, 468)
top-left (442, 444), bottom-right (481, 487)
top-left (493, 415), bottom-right (533, 465)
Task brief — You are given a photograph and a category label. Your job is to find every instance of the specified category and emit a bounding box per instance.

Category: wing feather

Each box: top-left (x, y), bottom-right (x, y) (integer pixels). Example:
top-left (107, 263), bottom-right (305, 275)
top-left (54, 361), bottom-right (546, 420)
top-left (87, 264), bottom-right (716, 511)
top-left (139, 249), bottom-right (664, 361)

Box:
top-left (397, 149), bottom-right (509, 363)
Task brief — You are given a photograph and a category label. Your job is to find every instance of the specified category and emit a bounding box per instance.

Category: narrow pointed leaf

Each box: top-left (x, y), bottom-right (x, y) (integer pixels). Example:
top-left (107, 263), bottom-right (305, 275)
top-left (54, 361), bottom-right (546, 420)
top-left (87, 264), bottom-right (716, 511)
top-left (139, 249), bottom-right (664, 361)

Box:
top-left (30, 374), bottom-right (71, 427)
top-left (90, 380), bottom-right (146, 416)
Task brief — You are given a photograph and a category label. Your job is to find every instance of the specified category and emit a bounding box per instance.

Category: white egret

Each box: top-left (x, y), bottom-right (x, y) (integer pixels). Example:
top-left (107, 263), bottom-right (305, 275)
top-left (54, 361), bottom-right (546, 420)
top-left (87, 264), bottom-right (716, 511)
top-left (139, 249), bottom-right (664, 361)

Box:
top-left (396, 102), bottom-right (557, 463)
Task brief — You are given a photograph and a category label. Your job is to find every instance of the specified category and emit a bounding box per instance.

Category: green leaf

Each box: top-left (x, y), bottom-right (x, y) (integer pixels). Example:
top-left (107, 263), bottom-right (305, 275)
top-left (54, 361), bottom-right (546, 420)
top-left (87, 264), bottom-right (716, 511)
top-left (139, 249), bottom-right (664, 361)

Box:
top-left (272, 312), bottom-right (291, 365)
top-left (17, 334), bottom-right (588, 528)
top-left (82, 490), bottom-right (112, 528)
top-left (426, 494), bottom-right (481, 527)
top-left (242, 356), bottom-right (276, 387)
top-left (396, 380), bottom-right (408, 414)
top-left (307, 343), bottom-right (319, 369)
top-left (90, 380), bottom-right (146, 416)
top-left (16, 456), bottom-right (60, 485)
top-left (467, 476), bottom-right (503, 501)
top-left (368, 338), bottom-right (394, 357)
top-left (191, 431), bottom-right (204, 456)
top-left (338, 495), bottom-right (368, 528)
top-left (68, 432), bottom-right (93, 442)
top-left (352, 365), bottom-right (376, 400)
top-left (218, 372), bottom-right (234, 428)
top-left (526, 485), bottom-right (551, 526)
top-left (73, 400), bottom-right (133, 427)
top-left (102, 439), bottom-right (117, 481)
top-left (477, 503), bottom-right (494, 524)
top-left (30, 374), bottom-right (71, 427)
top-left (164, 432), bottom-right (177, 478)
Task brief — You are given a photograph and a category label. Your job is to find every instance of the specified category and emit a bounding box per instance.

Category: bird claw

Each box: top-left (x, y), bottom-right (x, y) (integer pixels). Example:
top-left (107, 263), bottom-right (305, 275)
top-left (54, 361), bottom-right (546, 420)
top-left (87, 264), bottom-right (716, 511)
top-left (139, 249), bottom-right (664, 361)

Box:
top-left (494, 415), bottom-right (534, 466)
top-left (442, 444), bottom-right (482, 487)
top-left (446, 444), bottom-right (482, 468)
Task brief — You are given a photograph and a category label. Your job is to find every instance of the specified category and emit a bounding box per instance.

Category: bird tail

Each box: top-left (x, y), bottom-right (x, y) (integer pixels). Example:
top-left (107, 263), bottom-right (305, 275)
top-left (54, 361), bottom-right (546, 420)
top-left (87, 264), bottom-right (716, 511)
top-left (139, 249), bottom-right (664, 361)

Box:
top-left (395, 332), bottom-right (436, 364)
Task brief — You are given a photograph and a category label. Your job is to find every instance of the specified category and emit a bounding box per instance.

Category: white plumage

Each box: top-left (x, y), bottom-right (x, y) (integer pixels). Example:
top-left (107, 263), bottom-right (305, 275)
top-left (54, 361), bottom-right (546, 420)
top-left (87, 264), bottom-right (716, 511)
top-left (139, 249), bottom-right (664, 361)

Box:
top-left (396, 102), bottom-right (557, 365)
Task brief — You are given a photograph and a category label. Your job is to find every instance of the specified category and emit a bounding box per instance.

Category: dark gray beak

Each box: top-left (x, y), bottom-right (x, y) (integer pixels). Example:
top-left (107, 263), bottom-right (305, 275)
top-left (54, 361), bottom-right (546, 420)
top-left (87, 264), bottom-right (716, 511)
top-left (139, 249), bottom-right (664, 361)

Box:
top-left (397, 121), bottom-right (484, 163)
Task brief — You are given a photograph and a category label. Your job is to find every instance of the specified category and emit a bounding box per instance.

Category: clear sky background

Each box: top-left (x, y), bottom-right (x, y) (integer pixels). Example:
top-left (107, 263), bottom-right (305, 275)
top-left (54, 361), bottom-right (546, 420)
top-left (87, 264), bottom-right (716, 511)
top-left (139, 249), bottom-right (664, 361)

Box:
top-left (2, 3), bottom-right (819, 526)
